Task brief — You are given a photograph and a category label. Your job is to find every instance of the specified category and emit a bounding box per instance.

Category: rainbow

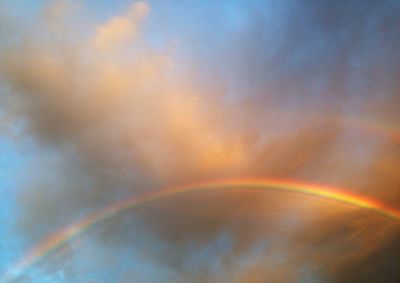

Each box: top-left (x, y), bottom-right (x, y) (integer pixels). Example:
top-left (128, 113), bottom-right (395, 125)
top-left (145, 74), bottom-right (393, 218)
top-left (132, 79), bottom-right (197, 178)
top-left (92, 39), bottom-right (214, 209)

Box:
top-left (272, 110), bottom-right (400, 143)
top-left (2, 178), bottom-right (400, 282)
top-left (337, 116), bottom-right (400, 143)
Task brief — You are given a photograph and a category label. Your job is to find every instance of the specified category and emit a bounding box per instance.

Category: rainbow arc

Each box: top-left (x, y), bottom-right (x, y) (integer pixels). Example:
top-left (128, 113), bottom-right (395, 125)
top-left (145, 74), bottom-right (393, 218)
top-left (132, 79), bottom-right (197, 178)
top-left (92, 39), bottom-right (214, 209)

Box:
top-left (2, 178), bottom-right (400, 283)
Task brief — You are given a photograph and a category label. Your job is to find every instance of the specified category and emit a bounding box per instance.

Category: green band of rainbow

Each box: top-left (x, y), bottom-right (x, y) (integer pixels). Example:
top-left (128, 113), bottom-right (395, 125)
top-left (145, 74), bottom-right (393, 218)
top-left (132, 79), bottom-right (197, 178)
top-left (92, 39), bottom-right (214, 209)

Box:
top-left (2, 178), bottom-right (400, 282)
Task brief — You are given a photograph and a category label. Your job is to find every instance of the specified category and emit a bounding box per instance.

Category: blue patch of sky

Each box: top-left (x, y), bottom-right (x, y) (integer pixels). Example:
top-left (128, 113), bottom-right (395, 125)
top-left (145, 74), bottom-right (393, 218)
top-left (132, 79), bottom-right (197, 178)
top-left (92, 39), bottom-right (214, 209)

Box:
top-left (0, 137), bottom-right (33, 273)
top-left (182, 230), bottom-right (233, 276)
top-left (0, 0), bottom-right (45, 19)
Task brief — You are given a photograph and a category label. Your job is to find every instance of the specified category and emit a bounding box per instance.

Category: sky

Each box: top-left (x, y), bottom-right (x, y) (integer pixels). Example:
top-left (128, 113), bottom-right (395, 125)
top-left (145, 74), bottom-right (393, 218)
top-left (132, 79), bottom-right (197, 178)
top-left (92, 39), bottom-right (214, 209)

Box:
top-left (0, 0), bottom-right (400, 282)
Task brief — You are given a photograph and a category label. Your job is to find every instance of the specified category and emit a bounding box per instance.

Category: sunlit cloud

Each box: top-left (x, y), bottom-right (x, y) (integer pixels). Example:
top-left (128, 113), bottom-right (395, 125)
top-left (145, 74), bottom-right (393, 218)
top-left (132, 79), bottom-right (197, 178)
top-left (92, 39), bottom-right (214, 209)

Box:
top-left (0, 0), bottom-right (399, 282)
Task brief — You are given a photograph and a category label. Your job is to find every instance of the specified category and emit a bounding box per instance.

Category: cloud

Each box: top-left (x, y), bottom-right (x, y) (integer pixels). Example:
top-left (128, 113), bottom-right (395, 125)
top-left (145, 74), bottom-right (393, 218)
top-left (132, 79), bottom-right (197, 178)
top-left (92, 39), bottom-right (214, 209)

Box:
top-left (0, 0), bottom-right (400, 282)
top-left (91, 1), bottom-right (150, 52)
